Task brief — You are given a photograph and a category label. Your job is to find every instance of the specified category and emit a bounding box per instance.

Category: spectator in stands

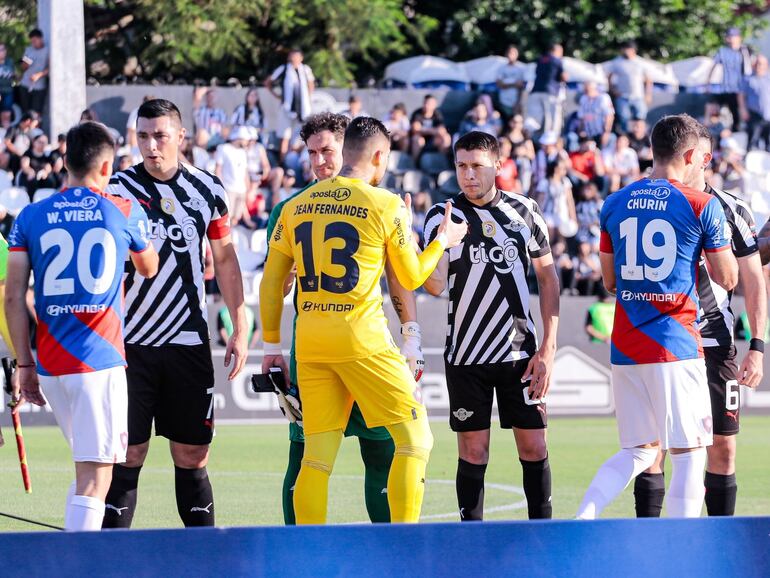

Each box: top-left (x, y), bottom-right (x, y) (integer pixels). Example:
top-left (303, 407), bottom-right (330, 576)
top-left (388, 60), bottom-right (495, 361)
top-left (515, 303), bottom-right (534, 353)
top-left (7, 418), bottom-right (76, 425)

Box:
top-left (117, 154), bottom-right (132, 172)
top-left (703, 100), bottom-right (728, 142)
top-left (740, 54), bottom-right (770, 152)
top-left (627, 118), bottom-right (653, 172)
top-left (217, 305), bottom-right (259, 348)
top-left (534, 131), bottom-right (570, 186)
top-left (603, 133), bottom-right (640, 193)
top-left (266, 48), bottom-right (315, 161)
top-left (496, 45), bottom-right (527, 118)
top-left (574, 181), bottom-right (602, 255)
top-left (605, 40), bottom-right (652, 133)
top-left (526, 43), bottom-right (567, 135)
top-left (0, 44), bottom-right (14, 114)
top-left (502, 114), bottom-right (536, 159)
top-left (48, 132), bottom-right (66, 183)
top-left (715, 135), bottom-right (746, 198)
top-left (536, 159), bottom-right (575, 253)
top-left (585, 286), bottom-right (615, 344)
top-left (245, 126), bottom-right (284, 210)
top-left (342, 95), bottom-right (367, 119)
top-left (245, 190), bottom-right (269, 230)
top-left (3, 112), bottom-right (35, 173)
top-left (409, 94), bottom-right (451, 161)
top-left (79, 108), bottom-right (98, 123)
top-left (709, 27), bottom-right (752, 132)
top-left (215, 125), bottom-right (250, 226)
top-left (410, 190), bottom-right (431, 244)
top-left (382, 102), bottom-right (410, 151)
top-left (457, 98), bottom-right (502, 138)
top-left (513, 141), bottom-right (534, 194)
top-left (0, 109), bottom-right (13, 169)
top-left (576, 81), bottom-right (614, 147)
top-left (495, 137), bottom-right (521, 193)
top-left (16, 130), bottom-right (56, 198)
top-left (18, 29), bottom-right (48, 115)
top-left (231, 87), bottom-right (264, 130)
top-left (568, 134), bottom-right (606, 193)
top-left (194, 87), bottom-right (228, 142)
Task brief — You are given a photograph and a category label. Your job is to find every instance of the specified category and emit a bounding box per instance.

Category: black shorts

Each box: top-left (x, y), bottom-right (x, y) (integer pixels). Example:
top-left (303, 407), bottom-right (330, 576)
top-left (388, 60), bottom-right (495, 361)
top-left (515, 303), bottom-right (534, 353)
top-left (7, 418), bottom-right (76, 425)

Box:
top-left (705, 345), bottom-right (740, 436)
top-left (126, 342), bottom-right (216, 446)
top-left (445, 359), bottom-right (547, 432)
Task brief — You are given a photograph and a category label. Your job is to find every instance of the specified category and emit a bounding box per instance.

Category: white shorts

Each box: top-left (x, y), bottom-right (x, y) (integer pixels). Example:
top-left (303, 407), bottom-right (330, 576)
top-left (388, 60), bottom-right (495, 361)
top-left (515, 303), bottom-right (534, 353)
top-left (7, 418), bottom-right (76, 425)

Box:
top-left (612, 359), bottom-right (713, 450)
top-left (40, 366), bottom-right (129, 464)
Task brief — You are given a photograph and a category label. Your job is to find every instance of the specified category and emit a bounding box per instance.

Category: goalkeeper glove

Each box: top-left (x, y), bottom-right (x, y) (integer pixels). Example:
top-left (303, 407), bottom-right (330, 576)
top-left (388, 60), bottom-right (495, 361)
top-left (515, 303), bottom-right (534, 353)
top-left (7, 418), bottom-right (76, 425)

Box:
top-left (269, 368), bottom-right (303, 426)
top-left (400, 322), bottom-right (425, 383)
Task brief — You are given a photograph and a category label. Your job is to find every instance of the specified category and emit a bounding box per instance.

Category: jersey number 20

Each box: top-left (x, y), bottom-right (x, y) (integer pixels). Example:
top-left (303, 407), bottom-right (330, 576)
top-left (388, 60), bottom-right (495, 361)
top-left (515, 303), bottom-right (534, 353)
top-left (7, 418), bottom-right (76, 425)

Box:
top-left (619, 217), bottom-right (676, 281)
top-left (295, 221), bottom-right (360, 294)
top-left (41, 228), bottom-right (118, 296)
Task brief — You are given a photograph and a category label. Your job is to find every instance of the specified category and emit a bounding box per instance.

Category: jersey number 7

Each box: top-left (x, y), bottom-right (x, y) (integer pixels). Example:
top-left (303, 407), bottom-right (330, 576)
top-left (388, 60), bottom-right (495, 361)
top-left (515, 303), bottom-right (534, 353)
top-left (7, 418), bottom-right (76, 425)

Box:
top-left (295, 221), bottom-right (360, 294)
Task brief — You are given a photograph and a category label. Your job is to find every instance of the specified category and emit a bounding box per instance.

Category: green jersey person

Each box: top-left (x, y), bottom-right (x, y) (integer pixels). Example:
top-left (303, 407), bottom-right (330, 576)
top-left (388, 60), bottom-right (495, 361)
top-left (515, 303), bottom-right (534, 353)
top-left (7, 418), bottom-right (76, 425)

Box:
top-left (585, 287), bottom-right (615, 344)
top-left (265, 112), bottom-right (424, 524)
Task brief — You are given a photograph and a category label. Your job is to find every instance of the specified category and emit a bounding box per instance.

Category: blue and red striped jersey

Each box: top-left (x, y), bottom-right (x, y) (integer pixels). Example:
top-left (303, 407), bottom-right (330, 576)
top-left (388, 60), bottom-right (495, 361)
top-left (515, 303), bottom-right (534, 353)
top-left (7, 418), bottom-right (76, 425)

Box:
top-left (600, 178), bottom-right (730, 365)
top-left (8, 187), bottom-right (150, 376)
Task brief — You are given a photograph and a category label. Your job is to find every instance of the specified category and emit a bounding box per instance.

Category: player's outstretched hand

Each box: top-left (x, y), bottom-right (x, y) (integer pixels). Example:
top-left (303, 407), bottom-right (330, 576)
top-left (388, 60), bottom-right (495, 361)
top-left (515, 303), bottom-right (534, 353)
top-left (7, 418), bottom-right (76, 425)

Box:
top-left (739, 350), bottom-right (763, 389)
top-left (18, 367), bottom-right (45, 408)
top-left (522, 347), bottom-right (555, 401)
top-left (438, 202), bottom-right (468, 248)
top-left (225, 330), bottom-right (249, 381)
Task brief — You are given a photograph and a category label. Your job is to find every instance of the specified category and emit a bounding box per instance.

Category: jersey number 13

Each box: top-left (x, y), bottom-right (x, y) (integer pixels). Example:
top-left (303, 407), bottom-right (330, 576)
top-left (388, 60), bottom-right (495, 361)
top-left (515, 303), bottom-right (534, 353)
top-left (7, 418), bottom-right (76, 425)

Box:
top-left (295, 221), bottom-right (360, 294)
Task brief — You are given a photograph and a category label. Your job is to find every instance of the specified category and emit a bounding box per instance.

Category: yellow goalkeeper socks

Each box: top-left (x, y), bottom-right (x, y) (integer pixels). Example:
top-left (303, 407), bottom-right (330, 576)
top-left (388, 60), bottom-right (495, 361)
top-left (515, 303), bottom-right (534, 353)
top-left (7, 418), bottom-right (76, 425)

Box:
top-left (385, 415), bottom-right (434, 523)
top-left (293, 429), bottom-right (343, 525)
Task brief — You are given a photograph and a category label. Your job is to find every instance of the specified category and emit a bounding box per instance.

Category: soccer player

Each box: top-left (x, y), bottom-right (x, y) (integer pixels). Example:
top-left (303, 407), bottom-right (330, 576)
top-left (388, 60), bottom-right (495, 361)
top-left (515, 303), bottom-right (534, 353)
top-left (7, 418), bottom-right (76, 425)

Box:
top-left (633, 125), bottom-right (766, 517)
top-left (577, 114), bottom-right (738, 519)
top-left (266, 112), bottom-right (425, 524)
top-left (4, 121), bottom-right (159, 531)
top-left (260, 117), bottom-right (467, 524)
top-left (423, 131), bottom-right (559, 521)
top-left (102, 99), bottom-right (248, 528)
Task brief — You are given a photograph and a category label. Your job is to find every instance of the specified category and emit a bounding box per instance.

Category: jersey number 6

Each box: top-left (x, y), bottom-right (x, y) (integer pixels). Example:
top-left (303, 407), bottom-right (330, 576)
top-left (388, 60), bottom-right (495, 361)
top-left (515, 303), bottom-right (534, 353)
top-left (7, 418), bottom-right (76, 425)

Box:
top-left (619, 217), bottom-right (676, 282)
top-left (295, 221), bottom-right (360, 294)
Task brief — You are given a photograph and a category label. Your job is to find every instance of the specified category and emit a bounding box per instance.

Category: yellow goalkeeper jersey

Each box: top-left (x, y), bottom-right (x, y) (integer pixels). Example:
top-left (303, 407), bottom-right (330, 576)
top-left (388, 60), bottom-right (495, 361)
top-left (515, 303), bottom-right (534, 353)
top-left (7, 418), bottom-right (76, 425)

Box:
top-left (268, 175), bottom-right (441, 362)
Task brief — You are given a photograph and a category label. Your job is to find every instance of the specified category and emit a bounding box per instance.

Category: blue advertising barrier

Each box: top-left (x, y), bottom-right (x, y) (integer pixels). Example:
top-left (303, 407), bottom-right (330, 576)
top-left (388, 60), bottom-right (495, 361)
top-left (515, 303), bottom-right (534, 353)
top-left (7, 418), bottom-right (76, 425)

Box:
top-left (3, 517), bottom-right (769, 578)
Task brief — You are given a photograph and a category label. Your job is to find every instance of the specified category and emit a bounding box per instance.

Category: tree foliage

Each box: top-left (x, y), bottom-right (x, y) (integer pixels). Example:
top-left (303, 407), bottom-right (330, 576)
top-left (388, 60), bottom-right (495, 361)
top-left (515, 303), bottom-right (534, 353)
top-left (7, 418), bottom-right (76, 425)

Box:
top-left (2, 0), bottom-right (767, 85)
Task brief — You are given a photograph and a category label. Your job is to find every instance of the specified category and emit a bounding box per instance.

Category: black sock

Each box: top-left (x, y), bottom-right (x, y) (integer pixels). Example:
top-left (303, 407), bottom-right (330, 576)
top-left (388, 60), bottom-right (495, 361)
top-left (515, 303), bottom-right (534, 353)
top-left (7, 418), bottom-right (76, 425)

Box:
top-left (704, 472), bottom-right (737, 517)
top-left (102, 465), bottom-right (142, 529)
top-left (633, 472), bottom-right (666, 518)
top-left (456, 459), bottom-right (486, 521)
top-left (175, 466), bottom-right (215, 527)
top-left (520, 456), bottom-right (552, 519)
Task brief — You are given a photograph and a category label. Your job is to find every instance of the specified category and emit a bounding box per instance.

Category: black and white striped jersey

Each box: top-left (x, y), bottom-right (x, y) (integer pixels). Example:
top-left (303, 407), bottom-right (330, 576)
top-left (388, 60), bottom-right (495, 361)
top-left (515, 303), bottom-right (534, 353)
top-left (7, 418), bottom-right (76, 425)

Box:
top-left (424, 190), bottom-right (551, 366)
top-left (697, 184), bottom-right (758, 347)
top-left (106, 163), bottom-right (230, 347)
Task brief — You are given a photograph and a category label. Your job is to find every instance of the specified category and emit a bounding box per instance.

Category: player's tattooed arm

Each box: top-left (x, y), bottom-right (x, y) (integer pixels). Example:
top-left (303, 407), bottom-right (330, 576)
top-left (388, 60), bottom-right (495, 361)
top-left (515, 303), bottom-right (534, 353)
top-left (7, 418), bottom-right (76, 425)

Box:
top-left (757, 220), bottom-right (770, 265)
top-left (384, 262), bottom-right (416, 323)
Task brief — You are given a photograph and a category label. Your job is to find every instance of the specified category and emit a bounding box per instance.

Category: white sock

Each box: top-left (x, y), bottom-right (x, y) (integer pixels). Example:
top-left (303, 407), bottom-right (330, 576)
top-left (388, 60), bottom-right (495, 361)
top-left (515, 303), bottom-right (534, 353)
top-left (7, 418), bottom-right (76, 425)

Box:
top-left (576, 447), bottom-right (658, 519)
top-left (65, 495), bottom-right (105, 531)
top-left (666, 449), bottom-right (707, 518)
top-left (65, 481), bottom-right (76, 509)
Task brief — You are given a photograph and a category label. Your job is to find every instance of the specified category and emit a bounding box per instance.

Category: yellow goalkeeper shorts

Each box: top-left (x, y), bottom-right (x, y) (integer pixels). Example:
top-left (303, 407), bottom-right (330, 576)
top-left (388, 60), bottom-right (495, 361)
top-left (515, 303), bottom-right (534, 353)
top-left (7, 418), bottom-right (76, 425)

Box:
top-left (297, 347), bottom-right (424, 435)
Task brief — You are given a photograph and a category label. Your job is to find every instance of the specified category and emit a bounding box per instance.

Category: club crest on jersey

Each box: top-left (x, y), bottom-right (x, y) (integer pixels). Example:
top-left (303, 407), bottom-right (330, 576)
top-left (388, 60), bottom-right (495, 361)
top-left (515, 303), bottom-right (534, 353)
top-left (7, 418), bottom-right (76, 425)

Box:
top-left (161, 198), bottom-right (176, 215)
top-left (482, 221), bottom-right (496, 237)
top-left (184, 198), bottom-right (206, 212)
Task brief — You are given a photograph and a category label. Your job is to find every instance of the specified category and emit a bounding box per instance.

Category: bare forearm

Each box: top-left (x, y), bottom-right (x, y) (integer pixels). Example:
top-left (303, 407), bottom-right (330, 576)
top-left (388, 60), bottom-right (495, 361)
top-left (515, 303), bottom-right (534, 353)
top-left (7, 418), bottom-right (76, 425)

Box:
top-left (741, 257), bottom-right (767, 340)
top-left (537, 268), bottom-right (560, 349)
top-left (215, 250), bottom-right (247, 333)
top-left (5, 290), bottom-right (32, 364)
top-left (757, 226), bottom-right (770, 264)
top-left (385, 261), bottom-right (417, 323)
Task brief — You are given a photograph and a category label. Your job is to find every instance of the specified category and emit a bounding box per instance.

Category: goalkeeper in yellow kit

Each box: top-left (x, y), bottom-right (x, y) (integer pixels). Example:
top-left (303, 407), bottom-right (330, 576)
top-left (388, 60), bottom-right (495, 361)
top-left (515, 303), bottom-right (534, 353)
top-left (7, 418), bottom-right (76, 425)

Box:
top-left (260, 117), bottom-right (468, 523)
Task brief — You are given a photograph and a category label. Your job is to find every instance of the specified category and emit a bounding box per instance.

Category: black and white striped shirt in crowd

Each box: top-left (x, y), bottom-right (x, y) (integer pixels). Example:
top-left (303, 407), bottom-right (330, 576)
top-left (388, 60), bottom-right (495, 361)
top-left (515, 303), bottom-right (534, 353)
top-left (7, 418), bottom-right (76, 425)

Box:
top-left (697, 184), bottom-right (758, 348)
top-left (424, 190), bottom-right (551, 366)
top-left (106, 163), bottom-right (230, 347)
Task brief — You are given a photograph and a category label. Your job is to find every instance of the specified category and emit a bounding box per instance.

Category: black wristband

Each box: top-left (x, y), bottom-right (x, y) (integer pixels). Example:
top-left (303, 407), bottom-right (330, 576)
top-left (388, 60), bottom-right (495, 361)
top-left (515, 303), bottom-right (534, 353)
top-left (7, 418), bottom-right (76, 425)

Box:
top-left (749, 338), bottom-right (765, 353)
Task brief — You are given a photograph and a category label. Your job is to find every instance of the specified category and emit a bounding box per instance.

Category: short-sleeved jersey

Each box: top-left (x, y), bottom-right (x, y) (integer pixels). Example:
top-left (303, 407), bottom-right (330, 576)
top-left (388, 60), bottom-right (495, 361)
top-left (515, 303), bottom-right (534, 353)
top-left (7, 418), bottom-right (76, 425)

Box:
top-left (8, 187), bottom-right (150, 376)
top-left (106, 163), bottom-right (230, 347)
top-left (697, 185), bottom-right (758, 347)
top-left (424, 191), bottom-right (551, 365)
top-left (269, 175), bottom-right (413, 362)
top-left (599, 178), bottom-right (731, 365)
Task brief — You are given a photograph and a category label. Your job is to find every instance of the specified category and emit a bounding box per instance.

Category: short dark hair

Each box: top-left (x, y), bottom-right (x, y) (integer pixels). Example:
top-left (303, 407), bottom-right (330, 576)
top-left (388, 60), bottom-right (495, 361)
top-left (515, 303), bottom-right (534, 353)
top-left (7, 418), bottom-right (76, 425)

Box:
top-left (454, 131), bottom-right (499, 159)
top-left (65, 122), bottom-right (115, 178)
top-left (695, 124), bottom-right (713, 151)
top-left (621, 40), bottom-right (638, 50)
top-left (650, 114), bottom-right (701, 162)
top-left (29, 29), bottom-right (43, 39)
top-left (343, 116), bottom-right (390, 154)
top-left (137, 98), bottom-right (182, 126)
top-left (300, 112), bottom-right (349, 144)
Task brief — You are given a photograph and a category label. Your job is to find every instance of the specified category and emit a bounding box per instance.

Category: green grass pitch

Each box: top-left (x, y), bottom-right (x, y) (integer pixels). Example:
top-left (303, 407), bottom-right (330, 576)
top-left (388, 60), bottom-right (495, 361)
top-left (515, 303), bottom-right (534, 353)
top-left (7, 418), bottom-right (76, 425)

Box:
top-left (1, 417), bottom-right (769, 531)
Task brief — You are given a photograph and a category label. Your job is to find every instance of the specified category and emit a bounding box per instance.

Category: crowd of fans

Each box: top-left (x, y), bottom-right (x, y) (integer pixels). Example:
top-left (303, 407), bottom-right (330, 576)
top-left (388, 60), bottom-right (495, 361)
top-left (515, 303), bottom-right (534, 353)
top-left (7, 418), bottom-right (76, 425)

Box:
top-left (2, 29), bottom-right (770, 297)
